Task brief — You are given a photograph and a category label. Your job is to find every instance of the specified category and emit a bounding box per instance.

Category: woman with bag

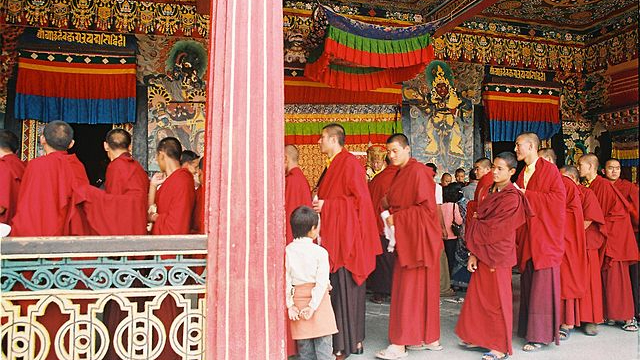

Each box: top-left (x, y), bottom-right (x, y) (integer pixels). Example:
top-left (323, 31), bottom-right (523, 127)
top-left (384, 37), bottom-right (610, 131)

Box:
top-left (442, 183), bottom-right (464, 277)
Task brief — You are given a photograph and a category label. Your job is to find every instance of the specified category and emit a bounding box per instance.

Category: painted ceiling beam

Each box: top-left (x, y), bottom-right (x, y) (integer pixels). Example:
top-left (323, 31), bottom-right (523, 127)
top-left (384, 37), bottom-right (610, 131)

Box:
top-left (432, 0), bottom-right (500, 38)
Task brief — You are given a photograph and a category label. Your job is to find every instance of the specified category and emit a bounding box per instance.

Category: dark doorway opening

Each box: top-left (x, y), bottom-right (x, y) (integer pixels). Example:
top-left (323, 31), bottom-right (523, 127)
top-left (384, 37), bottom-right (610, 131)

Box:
top-left (69, 124), bottom-right (111, 187)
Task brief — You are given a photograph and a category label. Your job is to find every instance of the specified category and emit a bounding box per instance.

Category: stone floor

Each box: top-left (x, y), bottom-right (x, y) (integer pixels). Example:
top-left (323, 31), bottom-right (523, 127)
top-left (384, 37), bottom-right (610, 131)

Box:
top-left (357, 276), bottom-right (639, 360)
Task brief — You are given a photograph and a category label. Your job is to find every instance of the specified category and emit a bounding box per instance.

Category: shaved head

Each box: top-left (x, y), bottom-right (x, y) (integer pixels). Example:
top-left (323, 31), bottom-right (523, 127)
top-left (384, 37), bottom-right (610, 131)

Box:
top-left (43, 120), bottom-right (74, 151)
top-left (105, 128), bottom-right (131, 150)
top-left (322, 123), bottom-right (345, 146)
top-left (517, 132), bottom-right (540, 150)
top-left (577, 153), bottom-right (599, 179)
top-left (285, 144), bottom-right (299, 163)
top-left (580, 153), bottom-right (599, 168)
top-left (157, 137), bottom-right (182, 161)
top-left (560, 165), bottom-right (580, 183)
top-left (538, 148), bottom-right (557, 164)
top-left (386, 133), bottom-right (409, 147)
top-left (474, 157), bottom-right (491, 169)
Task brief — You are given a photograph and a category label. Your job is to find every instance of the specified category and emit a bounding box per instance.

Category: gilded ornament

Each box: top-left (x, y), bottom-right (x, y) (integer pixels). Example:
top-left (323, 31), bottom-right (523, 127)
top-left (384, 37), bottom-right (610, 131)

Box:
top-left (71, 0), bottom-right (94, 30)
top-left (547, 44), bottom-right (559, 69)
top-left (114, 0), bottom-right (137, 32)
top-left (446, 33), bottom-right (462, 60)
top-left (532, 42), bottom-right (547, 69)
top-left (475, 36), bottom-right (490, 64)
top-left (462, 34), bottom-right (475, 61)
top-left (491, 38), bottom-right (505, 65)
top-left (156, 3), bottom-right (179, 35)
top-left (433, 37), bottom-right (446, 58)
top-left (24, 0), bottom-right (50, 26)
top-left (520, 41), bottom-right (532, 66)
top-left (558, 46), bottom-right (573, 71)
top-left (50, 0), bottom-right (69, 28)
top-left (6, 0), bottom-right (24, 23)
top-left (180, 5), bottom-right (197, 36)
top-left (197, 14), bottom-right (210, 38)
top-left (504, 39), bottom-right (520, 66)
top-left (138, 2), bottom-right (155, 34)
top-left (95, 0), bottom-right (112, 30)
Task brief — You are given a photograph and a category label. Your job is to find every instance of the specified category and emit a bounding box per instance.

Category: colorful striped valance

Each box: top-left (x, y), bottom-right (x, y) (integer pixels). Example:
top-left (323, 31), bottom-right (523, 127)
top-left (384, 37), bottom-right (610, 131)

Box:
top-left (304, 5), bottom-right (440, 91)
top-left (284, 75), bottom-right (402, 104)
top-left (483, 84), bottom-right (561, 141)
top-left (15, 50), bottom-right (136, 124)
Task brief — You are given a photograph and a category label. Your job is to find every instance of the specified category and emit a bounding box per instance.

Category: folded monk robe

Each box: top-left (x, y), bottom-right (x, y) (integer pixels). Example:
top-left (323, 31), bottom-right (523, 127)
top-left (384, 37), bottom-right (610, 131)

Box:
top-left (82, 152), bottom-right (150, 235)
top-left (11, 151), bottom-right (91, 236)
top-left (613, 178), bottom-right (639, 233)
top-left (386, 159), bottom-right (442, 346)
top-left (456, 182), bottom-right (530, 356)
top-left (559, 176), bottom-right (588, 327)
top-left (285, 166), bottom-right (312, 244)
top-left (0, 152), bottom-right (25, 225)
top-left (466, 172), bottom-right (494, 223)
top-left (588, 175), bottom-right (638, 321)
top-left (578, 184), bottom-right (607, 324)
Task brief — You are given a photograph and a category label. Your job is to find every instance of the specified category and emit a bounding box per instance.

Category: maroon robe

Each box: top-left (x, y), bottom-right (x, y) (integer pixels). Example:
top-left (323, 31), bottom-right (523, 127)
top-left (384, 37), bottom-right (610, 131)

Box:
top-left (613, 178), bottom-right (639, 233)
top-left (386, 159), bottom-right (442, 345)
top-left (588, 175), bottom-right (638, 320)
top-left (285, 166), bottom-right (312, 244)
top-left (11, 151), bottom-right (90, 236)
top-left (559, 176), bottom-right (588, 326)
top-left (516, 158), bottom-right (565, 345)
top-left (0, 153), bottom-right (25, 225)
top-left (366, 165), bottom-right (399, 295)
top-left (456, 182), bottom-right (529, 355)
top-left (192, 184), bottom-right (205, 234)
top-left (82, 152), bottom-right (150, 235)
top-left (151, 168), bottom-right (195, 235)
top-left (578, 185), bottom-right (606, 323)
top-left (466, 172), bottom-right (494, 223)
top-left (316, 148), bottom-right (381, 284)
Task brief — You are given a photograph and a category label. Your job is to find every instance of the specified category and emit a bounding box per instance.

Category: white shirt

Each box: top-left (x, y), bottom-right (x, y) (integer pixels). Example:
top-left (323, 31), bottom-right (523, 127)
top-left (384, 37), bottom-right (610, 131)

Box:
top-left (523, 158), bottom-right (538, 189)
top-left (285, 237), bottom-right (331, 310)
top-left (435, 183), bottom-right (443, 205)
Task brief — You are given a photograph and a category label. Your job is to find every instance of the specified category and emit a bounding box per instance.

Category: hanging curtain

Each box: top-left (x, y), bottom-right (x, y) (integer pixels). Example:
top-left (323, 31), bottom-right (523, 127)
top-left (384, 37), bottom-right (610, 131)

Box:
top-left (483, 83), bottom-right (561, 141)
top-left (15, 50), bottom-right (136, 124)
top-left (304, 5), bottom-right (441, 91)
top-left (600, 105), bottom-right (639, 167)
top-left (284, 75), bottom-right (402, 104)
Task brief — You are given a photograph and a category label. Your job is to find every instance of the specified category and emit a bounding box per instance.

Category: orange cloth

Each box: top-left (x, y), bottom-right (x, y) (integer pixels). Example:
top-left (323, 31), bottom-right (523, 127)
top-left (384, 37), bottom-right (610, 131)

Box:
top-left (290, 283), bottom-right (338, 340)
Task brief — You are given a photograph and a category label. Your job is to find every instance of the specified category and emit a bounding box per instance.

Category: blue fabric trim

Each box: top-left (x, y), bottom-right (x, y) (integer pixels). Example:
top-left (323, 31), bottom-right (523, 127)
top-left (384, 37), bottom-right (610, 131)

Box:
top-left (15, 94), bottom-right (135, 124)
top-left (619, 159), bottom-right (639, 167)
top-left (323, 6), bottom-right (441, 40)
top-left (489, 120), bottom-right (561, 142)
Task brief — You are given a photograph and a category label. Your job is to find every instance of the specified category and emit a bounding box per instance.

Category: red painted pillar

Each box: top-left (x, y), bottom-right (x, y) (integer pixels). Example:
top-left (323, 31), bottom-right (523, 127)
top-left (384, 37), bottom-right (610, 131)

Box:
top-left (204, 0), bottom-right (285, 359)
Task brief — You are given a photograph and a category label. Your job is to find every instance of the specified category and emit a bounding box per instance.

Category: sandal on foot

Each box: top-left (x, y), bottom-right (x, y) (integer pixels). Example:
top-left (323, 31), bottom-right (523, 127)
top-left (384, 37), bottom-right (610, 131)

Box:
top-left (605, 319), bottom-right (616, 326)
top-left (482, 352), bottom-right (509, 360)
top-left (622, 319), bottom-right (638, 332)
top-left (458, 341), bottom-right (484, 351)
top-left (376, 346), bottom-right (408, 360)
top-left (522, 342), bottom-right (545, 352)
top-left (407, 343), bottom-right (443, 351)
top-left (559, 327), bottom-right (572, 340)
top-left (584, 323), bottom-right (599, 336)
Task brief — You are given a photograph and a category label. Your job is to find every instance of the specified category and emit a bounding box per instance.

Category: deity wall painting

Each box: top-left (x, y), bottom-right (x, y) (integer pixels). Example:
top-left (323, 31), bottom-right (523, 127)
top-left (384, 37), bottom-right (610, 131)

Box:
top-left (402, 61), bottom-right (482, 176)
top-left (141, 38), bottom-right (208, 172)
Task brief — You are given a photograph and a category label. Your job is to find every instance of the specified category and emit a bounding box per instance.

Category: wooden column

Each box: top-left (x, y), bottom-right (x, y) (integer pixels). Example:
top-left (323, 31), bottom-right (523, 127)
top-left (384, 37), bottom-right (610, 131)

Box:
top-left (204, 0), bottom-right (285, 359)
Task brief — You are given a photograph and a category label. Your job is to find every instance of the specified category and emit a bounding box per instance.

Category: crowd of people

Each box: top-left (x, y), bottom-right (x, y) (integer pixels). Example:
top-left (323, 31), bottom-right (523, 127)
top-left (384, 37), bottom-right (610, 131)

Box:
top-left (284, 125), bottom-right (639, 360)
top-left (0, 120), bottom-right (205, 238)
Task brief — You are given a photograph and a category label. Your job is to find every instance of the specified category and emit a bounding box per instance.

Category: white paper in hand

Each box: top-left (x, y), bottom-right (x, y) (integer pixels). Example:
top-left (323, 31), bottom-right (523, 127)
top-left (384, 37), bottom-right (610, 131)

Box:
top-left (380, 211), bottom-right (396, 252)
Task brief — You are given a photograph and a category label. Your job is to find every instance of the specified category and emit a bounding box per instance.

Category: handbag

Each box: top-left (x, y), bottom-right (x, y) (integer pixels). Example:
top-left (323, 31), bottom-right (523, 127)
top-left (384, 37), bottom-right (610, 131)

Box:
top-left (450, 203), bottom-right (463, 237)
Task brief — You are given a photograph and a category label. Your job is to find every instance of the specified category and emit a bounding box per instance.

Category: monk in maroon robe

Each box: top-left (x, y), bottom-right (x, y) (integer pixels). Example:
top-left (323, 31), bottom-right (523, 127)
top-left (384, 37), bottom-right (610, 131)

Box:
top-left (285, 145), bottom-right (312, 244)
top-left (313, 124), bottom-right (381, 358)
top-left (561, 165), bottom-right (607, 335)
top-left (514, 132), bottom-right (565, 351)
top-left (367, 162), bottom-right (399, 303)
top-left (578, 154), bottom-right (638, 332)
top-left (375, 134), bottom-right (442, 360)
top-left (192, 157), bottom-right (205, 234)
top-left (11, 121), bottom-right (91, 236)
top-left (82, 129), bottom-right (149, 235)
top-left (456, 152), bottom-right (530, 360)
top-left (466, 157), bottom-right (493, 224)
top-left (0, 130), bottom-right (25, 226)
top-left (539, 148), bottom-right (588, 338)
top-left (605, 158), bottom-right (640, 320)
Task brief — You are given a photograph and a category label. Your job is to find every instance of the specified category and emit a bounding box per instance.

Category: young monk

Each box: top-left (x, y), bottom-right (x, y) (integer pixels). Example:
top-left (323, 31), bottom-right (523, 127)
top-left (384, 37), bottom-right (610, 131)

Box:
top-left (561, 165), bottom-right (607, 336)
top-left (0, 129), bottom-right (25, 226)
top-left (456, 152), bottom-right (531, 360)
top-left (148, 137), bottom-right (195, 235)
top-left (11, 120), bottom-right (91, 236)
top-left (578, 154), bottom-right (638, 332)
top-left (376, 134), bottom-right (443, 360)
top-left (82, 129), bottom-right (150, 235)
top-left (285, 144), bottom-right (312, 244)
top-left (539, 149), bottom-right (588, 340)
top-left (514, 132), bottom-right (565, 351)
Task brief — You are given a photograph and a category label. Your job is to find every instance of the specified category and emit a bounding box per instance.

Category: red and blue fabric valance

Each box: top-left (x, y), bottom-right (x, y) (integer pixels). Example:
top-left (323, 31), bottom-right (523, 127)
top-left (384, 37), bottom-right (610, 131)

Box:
top-left (304, 5), bottom-right (440, 91)
top-left (15, 50), bottom-right (136, 124)
top-left (483, 84), bottom-right (561, 141)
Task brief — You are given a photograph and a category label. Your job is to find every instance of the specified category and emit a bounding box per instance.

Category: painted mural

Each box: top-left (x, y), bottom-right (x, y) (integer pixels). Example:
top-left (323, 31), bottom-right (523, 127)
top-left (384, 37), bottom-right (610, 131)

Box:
top-left (402, 61), bottom-right (478, 175)
top-left (139, 36), bottom-right (208, 171)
